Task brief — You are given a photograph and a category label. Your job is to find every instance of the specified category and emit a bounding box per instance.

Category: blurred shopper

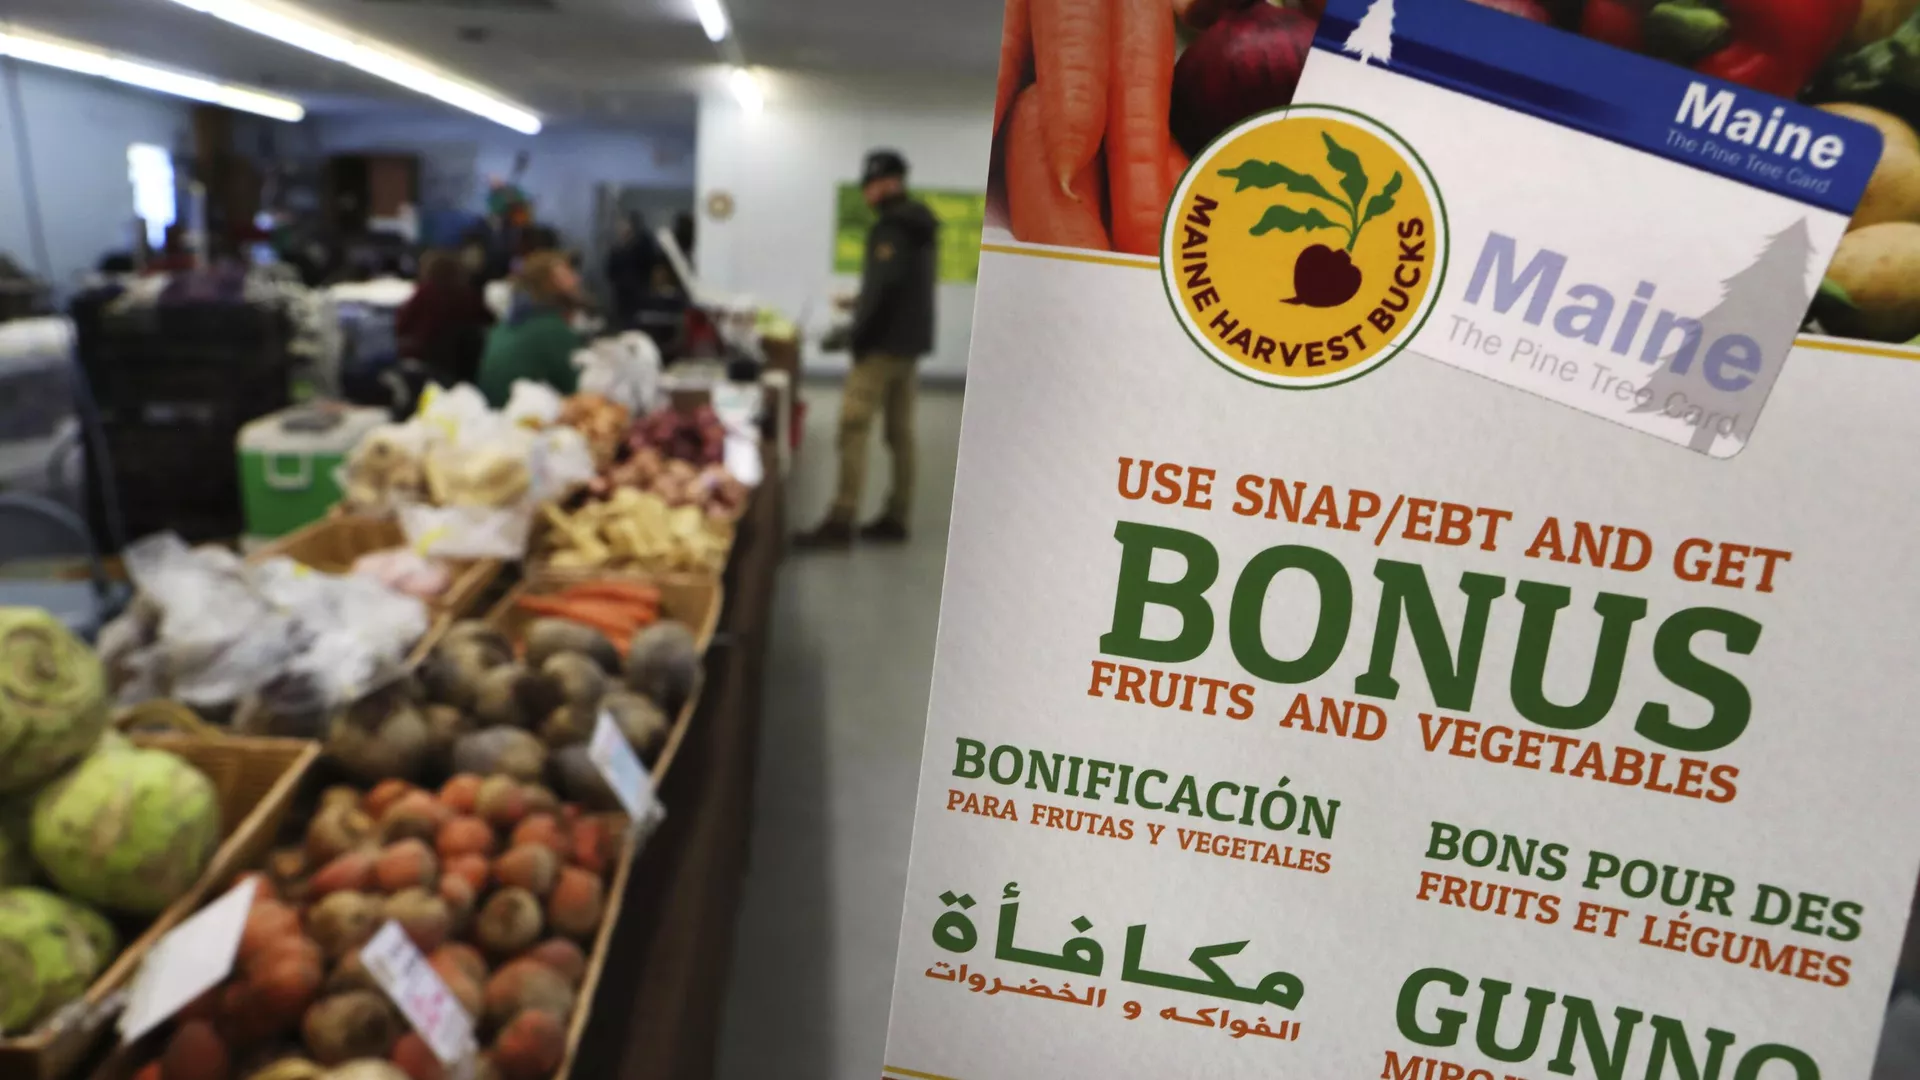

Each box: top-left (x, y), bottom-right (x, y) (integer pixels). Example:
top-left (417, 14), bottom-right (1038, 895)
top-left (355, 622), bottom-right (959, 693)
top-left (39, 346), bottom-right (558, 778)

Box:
top-left (795, 149), bottom-right (939, 548)
top-left (605, 212), bottom-right (661, 329)
top-left (397, 249), bottom-right (494, 386)
top-left (477, 251), bottom-right (584, 406)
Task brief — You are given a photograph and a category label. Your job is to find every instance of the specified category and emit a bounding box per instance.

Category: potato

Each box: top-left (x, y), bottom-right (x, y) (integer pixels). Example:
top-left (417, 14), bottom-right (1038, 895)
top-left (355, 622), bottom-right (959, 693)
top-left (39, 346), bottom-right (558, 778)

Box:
top-left (454, 730), bottom-right (549, 785)
top-left (373, 839), bottom-right (440, 893)
top-left (1825, 222), bottom-right (1920, 341)
top-left (1850, 143), bottom-right (1920, 231)
top-left (436, 816), bottom-right (496, 860)
top-left (1844, 0), bottom-right (1920, 50)
top-left (524, 620), bottom-right (619, 673)
top-left (301, 991), bottom-right (400, 1065)
top-left (162, 1019), bottom-right (230, 1080)
top-left (492, 1010), bottom-right (566, 1080)
top-left (384, 888), bottom-right (453, 953)
top-left (475, 887), bottom-right (545, 957)
top-left (519, 939), bottom-right (586, 989)
top-left (1819, 102), bottom-right (1920, 155)
top-left (494, 845), bottom-right (560, 897)
top-left (548, 867), bottom-right (605, 941)
top-left (307, 891), bottom-right (385, 961)
top-left (482, 958), bottom-right (575, 1029)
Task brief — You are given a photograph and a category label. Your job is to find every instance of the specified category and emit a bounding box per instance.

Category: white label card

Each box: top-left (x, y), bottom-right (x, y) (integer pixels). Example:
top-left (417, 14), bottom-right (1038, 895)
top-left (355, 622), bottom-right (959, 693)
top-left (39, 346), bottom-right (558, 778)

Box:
top-left (119, 880), bottom-right (255, 1043)
top-left (361, 920), bottom-right (478, 1069)
top-left (589, 709), bottom-right (660, 822)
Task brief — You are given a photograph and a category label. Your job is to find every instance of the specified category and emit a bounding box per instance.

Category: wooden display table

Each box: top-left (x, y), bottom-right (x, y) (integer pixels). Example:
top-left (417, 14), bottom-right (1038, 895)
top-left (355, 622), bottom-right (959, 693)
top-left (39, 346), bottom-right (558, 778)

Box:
top-left (566, 454), bottom-right (785, 1080)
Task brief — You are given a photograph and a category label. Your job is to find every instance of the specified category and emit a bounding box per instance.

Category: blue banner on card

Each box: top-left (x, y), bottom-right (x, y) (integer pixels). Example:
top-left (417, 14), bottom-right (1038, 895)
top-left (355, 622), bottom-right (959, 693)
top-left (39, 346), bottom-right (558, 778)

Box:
top-left (1315, 0), bottom-right (1880, 216)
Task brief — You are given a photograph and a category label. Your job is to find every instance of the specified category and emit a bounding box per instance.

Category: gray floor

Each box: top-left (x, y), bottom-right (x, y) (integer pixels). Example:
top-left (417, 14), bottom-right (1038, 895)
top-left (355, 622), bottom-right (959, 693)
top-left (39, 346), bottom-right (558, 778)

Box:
top-left (714, 382), bottom-right (963, 1079)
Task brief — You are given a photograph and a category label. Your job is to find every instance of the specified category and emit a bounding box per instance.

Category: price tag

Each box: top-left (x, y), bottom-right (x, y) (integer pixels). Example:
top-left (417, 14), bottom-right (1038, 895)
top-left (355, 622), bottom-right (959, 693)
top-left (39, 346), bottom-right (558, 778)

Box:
top-left (360, 921), bottom-right (478, 1068)
top-left (119, 880), bottom-right (256, 1043)
top-left (589, 709), bottom-right (659, 822)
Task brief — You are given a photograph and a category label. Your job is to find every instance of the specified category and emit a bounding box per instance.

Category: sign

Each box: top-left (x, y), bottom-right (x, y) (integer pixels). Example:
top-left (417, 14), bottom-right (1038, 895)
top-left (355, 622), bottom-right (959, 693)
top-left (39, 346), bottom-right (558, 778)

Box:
top-left (589, 709), bottom-right (659, 823)
top-left (362, 920), bottom-right (479, 1069)
top-left (120, 880), bottom-right (255, 1043)
top-left (882, 1), bottom-right (1920, 1077)
top-left (834, 184), bottom-right (987, 283)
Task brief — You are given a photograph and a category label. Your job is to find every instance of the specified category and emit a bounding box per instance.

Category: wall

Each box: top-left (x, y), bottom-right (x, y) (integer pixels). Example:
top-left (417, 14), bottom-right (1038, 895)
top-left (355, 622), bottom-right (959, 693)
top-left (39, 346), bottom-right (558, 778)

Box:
top-left (0, 63), bottom-right (191, 294)
top-left (695, 72), bottom-right (996, 380)
top-left (297, 113), bottom-right (698, 255)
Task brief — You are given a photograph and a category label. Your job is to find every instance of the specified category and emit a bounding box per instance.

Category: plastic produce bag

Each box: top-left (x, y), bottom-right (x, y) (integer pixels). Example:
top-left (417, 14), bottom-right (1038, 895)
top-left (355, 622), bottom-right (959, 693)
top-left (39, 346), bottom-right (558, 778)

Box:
top-left (503, 380), bottom-right (564, 429)
top-left (102, 533), bottom-right (430, 718)
top-left (117, 534), bottom-right (303, 710)
top-left (576, 332), bottom-right (663, 413)
top-left (399, 503), bottom-right (536, 561)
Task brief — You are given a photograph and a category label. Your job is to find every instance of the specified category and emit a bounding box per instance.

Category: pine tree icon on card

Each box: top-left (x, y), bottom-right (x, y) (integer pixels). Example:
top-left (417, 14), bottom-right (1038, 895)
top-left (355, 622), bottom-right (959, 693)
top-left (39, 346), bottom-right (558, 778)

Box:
top-left (1345, 0), bottom-right (1397, 64)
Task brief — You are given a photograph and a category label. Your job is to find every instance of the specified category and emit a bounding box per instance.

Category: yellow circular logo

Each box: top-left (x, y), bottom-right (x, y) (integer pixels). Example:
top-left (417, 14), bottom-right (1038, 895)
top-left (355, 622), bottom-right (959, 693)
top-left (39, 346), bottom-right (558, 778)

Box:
top-left (1162, 106), bottom-right (1448, 388)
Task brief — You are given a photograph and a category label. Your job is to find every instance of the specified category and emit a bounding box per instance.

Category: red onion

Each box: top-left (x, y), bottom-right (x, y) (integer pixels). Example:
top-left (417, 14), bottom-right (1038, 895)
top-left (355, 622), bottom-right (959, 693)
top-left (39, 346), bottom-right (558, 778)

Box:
top-left (1171, 4), bottom-right (1319, 157)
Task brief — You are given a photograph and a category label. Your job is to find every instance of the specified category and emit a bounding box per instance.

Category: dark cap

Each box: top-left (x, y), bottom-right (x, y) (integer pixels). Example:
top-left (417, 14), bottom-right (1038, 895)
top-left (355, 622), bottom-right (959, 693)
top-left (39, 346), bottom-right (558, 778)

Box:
top-left (862, 149), bottom-right (909, 185)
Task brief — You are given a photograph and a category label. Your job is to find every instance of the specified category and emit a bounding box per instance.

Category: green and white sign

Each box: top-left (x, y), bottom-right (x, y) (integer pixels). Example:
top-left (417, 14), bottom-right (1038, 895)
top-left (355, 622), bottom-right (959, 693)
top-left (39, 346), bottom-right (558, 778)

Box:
top-left (834, 184), bottom-right (986, 284)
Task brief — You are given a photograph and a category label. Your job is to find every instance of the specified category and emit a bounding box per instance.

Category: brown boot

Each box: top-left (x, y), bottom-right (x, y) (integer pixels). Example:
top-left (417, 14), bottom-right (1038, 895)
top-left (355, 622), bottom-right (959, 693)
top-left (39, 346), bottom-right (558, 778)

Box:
top-left (858, 517), bottom-right (909, 543)
top-left (793, 518), bottom-right (855, 550)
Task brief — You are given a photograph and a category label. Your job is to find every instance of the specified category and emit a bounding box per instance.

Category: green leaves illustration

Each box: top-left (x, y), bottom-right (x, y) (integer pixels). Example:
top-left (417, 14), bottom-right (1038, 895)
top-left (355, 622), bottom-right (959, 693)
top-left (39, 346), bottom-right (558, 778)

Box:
top-left (1251, 205), bottom-right (1341, 236)
top-left (1217, 160), bottom-right (1338, 204)
top-left (1220, 130), bottom-right (1406, 253)
top-left (1360, 172), bottom-right (1403, 232)
top-left (1321, 132), bottom-right (1370, 210)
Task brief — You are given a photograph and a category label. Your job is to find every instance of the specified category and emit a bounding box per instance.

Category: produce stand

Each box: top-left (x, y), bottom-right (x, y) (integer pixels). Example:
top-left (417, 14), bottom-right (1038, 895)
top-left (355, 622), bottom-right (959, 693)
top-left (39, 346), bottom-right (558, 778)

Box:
top-left (252, 514), bottom-right (504, 622)
top-left (560, 447), bottom-right (784, 1080)
top-left (0, 727), bottom-right (319, 1080)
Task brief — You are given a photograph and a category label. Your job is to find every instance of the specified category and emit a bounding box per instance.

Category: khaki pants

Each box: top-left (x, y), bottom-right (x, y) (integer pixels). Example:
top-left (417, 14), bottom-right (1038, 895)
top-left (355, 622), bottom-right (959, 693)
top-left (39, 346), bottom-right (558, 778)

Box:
top-left (831, 353), bottom-right (917, 524)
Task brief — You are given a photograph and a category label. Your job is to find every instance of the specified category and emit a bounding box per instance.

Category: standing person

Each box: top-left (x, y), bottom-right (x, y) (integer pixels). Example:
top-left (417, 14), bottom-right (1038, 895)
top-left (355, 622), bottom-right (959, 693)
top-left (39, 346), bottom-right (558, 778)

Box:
top-left (476, 250), bottom-right (584, 406)
top-left (605, 212), bottom-right (659, 330)
top-left (795, 149), bottom-right (940, 548)
top-left (396, 249), bottom-right (494, 386)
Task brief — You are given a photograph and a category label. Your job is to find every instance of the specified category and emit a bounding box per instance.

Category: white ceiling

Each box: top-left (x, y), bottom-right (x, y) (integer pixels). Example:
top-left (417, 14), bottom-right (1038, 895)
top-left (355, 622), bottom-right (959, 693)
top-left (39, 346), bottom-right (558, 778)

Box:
top-left (0, 0), bottom-right (1003, 128)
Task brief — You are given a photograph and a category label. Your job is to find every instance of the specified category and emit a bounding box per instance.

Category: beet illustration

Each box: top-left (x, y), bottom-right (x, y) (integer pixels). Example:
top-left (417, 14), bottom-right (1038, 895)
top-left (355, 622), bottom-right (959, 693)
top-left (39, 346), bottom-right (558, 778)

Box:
top-left (1285, 245), bottom-right (1362, 308)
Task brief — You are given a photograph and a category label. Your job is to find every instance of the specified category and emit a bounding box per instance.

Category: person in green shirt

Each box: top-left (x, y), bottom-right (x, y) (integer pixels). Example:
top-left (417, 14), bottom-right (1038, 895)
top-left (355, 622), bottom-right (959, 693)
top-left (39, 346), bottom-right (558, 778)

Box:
top-left (477, 250), bottom-right (584, 406)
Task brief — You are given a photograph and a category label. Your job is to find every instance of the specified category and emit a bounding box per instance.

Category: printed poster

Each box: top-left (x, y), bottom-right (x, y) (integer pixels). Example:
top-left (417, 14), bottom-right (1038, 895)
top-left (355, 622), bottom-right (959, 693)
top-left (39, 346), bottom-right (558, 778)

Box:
top-left (884, 0), bottom-right (1920, 1077)
top-left (835, 184), bottom-right (988, 283)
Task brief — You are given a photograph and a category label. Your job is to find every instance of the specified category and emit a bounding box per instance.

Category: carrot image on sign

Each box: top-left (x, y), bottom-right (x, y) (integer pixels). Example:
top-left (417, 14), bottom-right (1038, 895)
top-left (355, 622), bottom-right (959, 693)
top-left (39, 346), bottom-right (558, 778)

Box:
top-left (1108, 0), bottom-right (1178, 253)
top-left (1032, 0), bottom-right (1113, 193)
top-left (1218, 132), bottom-right (1401, 307)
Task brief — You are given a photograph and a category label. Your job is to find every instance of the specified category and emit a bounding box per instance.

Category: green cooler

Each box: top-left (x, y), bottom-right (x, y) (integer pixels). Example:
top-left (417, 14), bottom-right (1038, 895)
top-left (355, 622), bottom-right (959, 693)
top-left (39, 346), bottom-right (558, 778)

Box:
top-left (238, 405), bottom-right (390, 540)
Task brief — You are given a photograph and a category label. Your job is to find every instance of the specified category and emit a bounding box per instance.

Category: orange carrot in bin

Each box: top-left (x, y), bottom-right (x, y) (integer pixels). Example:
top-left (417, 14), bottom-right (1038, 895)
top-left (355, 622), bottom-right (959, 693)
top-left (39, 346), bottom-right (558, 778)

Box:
top-left (1031, 0), bottom-right (1111, 193)
top-left (1007, 87), bottom-right (1111, 251)
top-left (1107, 0), bottom-right (1177, 255)
top-left (994, 0), bottom-right (1032, 136)
top-left (558, 581), bottom-right (662, 606)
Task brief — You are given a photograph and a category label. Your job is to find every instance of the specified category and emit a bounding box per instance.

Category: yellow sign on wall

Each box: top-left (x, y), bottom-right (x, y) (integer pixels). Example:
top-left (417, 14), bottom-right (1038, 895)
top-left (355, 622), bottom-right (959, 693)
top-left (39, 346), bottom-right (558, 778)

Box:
top-left (834, 184), bottom-right (987, 284)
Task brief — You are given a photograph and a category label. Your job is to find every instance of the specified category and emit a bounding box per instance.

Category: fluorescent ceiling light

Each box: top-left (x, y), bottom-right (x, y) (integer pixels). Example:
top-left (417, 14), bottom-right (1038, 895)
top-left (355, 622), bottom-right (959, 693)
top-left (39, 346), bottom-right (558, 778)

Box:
top-left (0, 29), bottom-right (304, 120)
top-left (729, 65), bottom-right (761, 113)
top-left (161, 0), bottom-right (541, 133)
top-left (692, 0), bottom-right (732, 43)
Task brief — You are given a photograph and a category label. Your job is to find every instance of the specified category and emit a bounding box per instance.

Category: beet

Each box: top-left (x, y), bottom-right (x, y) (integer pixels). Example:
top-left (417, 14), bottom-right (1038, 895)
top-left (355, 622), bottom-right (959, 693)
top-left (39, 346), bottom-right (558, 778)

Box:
top-left (1171, 4), bottom-right (1319, 157)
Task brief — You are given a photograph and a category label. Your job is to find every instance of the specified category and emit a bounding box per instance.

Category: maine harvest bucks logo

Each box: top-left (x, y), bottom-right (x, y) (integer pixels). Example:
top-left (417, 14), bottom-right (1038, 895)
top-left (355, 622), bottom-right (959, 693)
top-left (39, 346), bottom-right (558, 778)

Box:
top-left (1163, 105), bottom-right (1447, 388)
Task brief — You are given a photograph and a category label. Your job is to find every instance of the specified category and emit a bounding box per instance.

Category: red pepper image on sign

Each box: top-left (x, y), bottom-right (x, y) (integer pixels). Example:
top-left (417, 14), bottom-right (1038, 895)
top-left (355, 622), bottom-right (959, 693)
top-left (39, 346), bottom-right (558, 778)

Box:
top-left (1218, 130), bottom-right (1402, 308)
top-left (1581, 0), bottom-right (1859, 98)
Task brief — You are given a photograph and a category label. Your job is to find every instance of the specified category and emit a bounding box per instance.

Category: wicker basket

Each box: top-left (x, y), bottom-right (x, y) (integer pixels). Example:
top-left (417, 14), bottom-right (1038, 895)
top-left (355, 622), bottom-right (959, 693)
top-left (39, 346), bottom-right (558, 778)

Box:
top-left (252, 513), bottom-right (504, 620)
top-left (555, 819), bottom-right (648, 1080)
top-left (0, 720), bottom-right (319, 1080)
top-left (484, 571), bottom-right (720, 784)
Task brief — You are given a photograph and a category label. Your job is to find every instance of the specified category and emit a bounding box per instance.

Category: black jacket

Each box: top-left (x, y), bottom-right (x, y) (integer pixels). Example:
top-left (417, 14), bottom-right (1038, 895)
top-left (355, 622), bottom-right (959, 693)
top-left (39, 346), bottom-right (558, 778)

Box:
top-left (851, 196), bottom-right (939, 358)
